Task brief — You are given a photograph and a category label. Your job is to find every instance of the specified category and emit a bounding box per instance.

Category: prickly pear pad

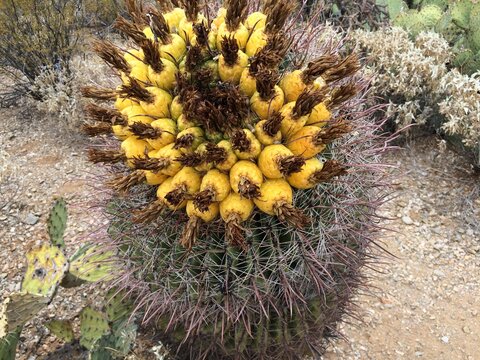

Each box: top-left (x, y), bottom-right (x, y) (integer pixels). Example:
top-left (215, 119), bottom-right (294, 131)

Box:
top-left (21, 244), bottom-right (68, 297)
top-left (79, 307), bottom-right (110, 350)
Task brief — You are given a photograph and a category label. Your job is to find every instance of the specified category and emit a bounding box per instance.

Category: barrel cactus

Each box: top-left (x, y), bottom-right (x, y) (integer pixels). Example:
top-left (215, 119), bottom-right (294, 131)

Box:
top-left (82, 0), bottom-right (389, 358)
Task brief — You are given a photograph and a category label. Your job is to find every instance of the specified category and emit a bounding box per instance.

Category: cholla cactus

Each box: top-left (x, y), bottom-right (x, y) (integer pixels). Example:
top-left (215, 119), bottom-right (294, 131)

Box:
top-left (82, 0), bottom-right (390, 358)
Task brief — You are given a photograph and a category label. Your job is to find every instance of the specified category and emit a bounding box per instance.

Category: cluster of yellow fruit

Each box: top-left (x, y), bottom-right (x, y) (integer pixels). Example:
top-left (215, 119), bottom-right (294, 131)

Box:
top-left (83, 0), bottom-right (360, 250)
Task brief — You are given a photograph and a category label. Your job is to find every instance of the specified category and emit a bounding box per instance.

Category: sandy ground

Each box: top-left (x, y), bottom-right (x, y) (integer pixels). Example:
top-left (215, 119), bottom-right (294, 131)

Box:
top-left (1, 107), bottom-right (479, 359)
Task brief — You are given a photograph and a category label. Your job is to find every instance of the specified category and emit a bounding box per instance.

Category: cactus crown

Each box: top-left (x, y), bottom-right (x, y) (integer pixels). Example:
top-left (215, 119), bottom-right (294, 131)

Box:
top-left (81, 0), bottom-right (388, 359)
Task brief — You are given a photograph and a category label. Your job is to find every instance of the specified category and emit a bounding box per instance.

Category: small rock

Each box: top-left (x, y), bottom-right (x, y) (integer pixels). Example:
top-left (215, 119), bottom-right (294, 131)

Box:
top-left (441, 336), bottom-right (449, 344)
top-left (24, 213), bottom-right (39, 225)
top-left (402, 215), bottom-right (414, 225)
top-left (462, 326), bottom-right (470, 334)
top-left (433, 270), bottom-right (445, 278)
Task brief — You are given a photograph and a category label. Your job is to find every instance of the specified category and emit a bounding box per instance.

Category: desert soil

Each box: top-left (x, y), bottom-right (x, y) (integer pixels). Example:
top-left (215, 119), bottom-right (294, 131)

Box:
top-left (1, 108), bottom-right (479, 359)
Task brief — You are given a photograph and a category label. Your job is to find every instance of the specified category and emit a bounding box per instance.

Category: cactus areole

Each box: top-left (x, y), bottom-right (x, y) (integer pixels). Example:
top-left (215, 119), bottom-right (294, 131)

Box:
top-left (83, 0), bottom-right (388, 358)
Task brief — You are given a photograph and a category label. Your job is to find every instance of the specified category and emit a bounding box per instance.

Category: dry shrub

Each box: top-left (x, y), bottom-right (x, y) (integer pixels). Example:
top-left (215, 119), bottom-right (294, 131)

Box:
top-left (355, 26), bottom-right (480, 164)
top-left (0, 0), bottom-right (81, 104)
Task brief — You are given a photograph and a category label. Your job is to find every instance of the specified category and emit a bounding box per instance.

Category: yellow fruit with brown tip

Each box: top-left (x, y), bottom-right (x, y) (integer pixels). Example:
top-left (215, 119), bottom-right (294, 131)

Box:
top-left (147, 59), bottom-right (177, 91)
top-left (140, 87), bottom-right (172, 118)
top-left (245, 29), bottom-right (268, 56)
top-left (218, 50), bottom-right (249, 84)
top-left (253, 179), bottom-right (293, 216)
top-left (286, 126), bottom-right (326, 159)
top-left (145, 171), bottom-right (169, 186)
top-left (306, 102), bottom-right (331, 127)
top-left (250, 86), bottom-right (285, 119)
top-left (239, 68), bottom-right (257, 97)
top-left (145, 118), bottom-right (177, 150)
top-left (287, 158), bottom-right (324, 189)
top-left (216, 22), bottom-right (249, 50)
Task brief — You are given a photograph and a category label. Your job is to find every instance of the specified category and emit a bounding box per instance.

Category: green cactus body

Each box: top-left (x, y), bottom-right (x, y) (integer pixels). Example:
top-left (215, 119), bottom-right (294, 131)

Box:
top-left (45, 319), bottom-right (75, 343)
top-left (80, 307), bottom-right (110, 350)
top-left (69, 245), bottom-right (116, 282)
top-left (47, 198), bottom-right (68, 248)
top-left (21, 244), bottom-right (69, 297)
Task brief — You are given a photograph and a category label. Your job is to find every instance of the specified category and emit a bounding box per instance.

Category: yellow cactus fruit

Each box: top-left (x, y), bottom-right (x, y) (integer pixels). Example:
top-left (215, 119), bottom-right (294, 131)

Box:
top-left (181, 201), bottom-right (220, 249)
top-left (231, 129), bottom-right (262, 160)
top-left (239, 68), bottom-right (257, 97)
top-left (145, 171), bottom-right (169, 186)
top-left (212, 7), bottom-right (227, 29)
top-left (140, 87), bottom-right (172, 118)
top-left (250, 85), bottom-right (284, 119)
top-left (191, 143), bottom-right (212, 172)
top-left (218, 36), bottom-right (249, 84)
top-left (147, 59), bottom-right (178, 91)
top-left (176, 114), bottom-right (197, 131)
top-left (307, 102), bottom-right (331, 127)
top-left (279, 88), bottom-right (326, 137)
top-left (254, 112), bottom-right (283, 146)
top-left (287, 120), bottom-right (352, 159)
top-left (152, 143), bottom-right (183, 176)
top-left (230, 160), bottom-right (264, 199)
top-left (115, 96), bottom-right (138, 112)
top-left (250, 68), bottom-right (285, 119)
top-left (174, 127), bottom-right (205, 153)
top-left (286, 157), bottom-right (324, 189)
top-left (138, 118), bottom-right (177, 150)
top-left (307, 83), bottom-right (359, 127)
top-left (124, 48), bottom-right (145, 67)
top-left (220, 192), bottom-right (255, 250)
top-left (245, 0), bottom-right (295, 56)
top-left (209, 141), bottom-right (238, 171)
top-left (170, 96), bottom-right (183, 120)
top-left (245, 29), bottom-right (268, 56)
top-left (216, 0), bottom-right (249, 50)
top-left (178, 14), bottom-right (207, 45)
top-left (157, 177), bottom-right (187, 211)
top-left (121, 136), bottom-right (152, 167)
top-left (245, 11), bottom-right (267, 31)
top-left (129, 61), bottom-right (150, 84)
top-left (254, 179), bottom-right (309, 228)
top-left (194, 169), bottom-right (231, 212)
top-left (216, 22), bottom-right (249, 50)
top-left (163, 7), bottom-right (186, 32)
top-left (186, 200), bottom-right (219, 222)
top-left (258, 144), bottom-right (305, 179)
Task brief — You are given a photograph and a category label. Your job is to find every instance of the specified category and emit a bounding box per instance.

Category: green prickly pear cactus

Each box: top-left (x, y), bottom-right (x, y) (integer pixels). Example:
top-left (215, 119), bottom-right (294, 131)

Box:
top-left (47, 198), bottom-right (68, 248)
top-left (79, 307), bottom-right (111, 350)
top-left (69, 245), bottom-right (117, 282)
top-left (45, 319), bottom-right (75, 343)
top-left (0, 329), bottom-right (21, 360)
top-left (21, 244), bottom-right (69, 297)
top-left (90, 319), bottom-right (137, 360)
top-left (451, 0), bottom-right (473, 29)
top-left (386, 0), bottom-right (480, 74)
top-left (105, 289), bottom-right (133, 323)
top-left (0, 199), bottom-right (136, 358)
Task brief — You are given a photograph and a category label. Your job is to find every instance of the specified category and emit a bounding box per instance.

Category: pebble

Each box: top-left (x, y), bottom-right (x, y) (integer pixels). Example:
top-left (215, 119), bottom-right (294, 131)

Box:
top-left (441, 336), bottom-right (449, 344)
top-left (402, 215), bottom-right (414, 225)
top-left (24, 213), bottom-right (39, 225)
